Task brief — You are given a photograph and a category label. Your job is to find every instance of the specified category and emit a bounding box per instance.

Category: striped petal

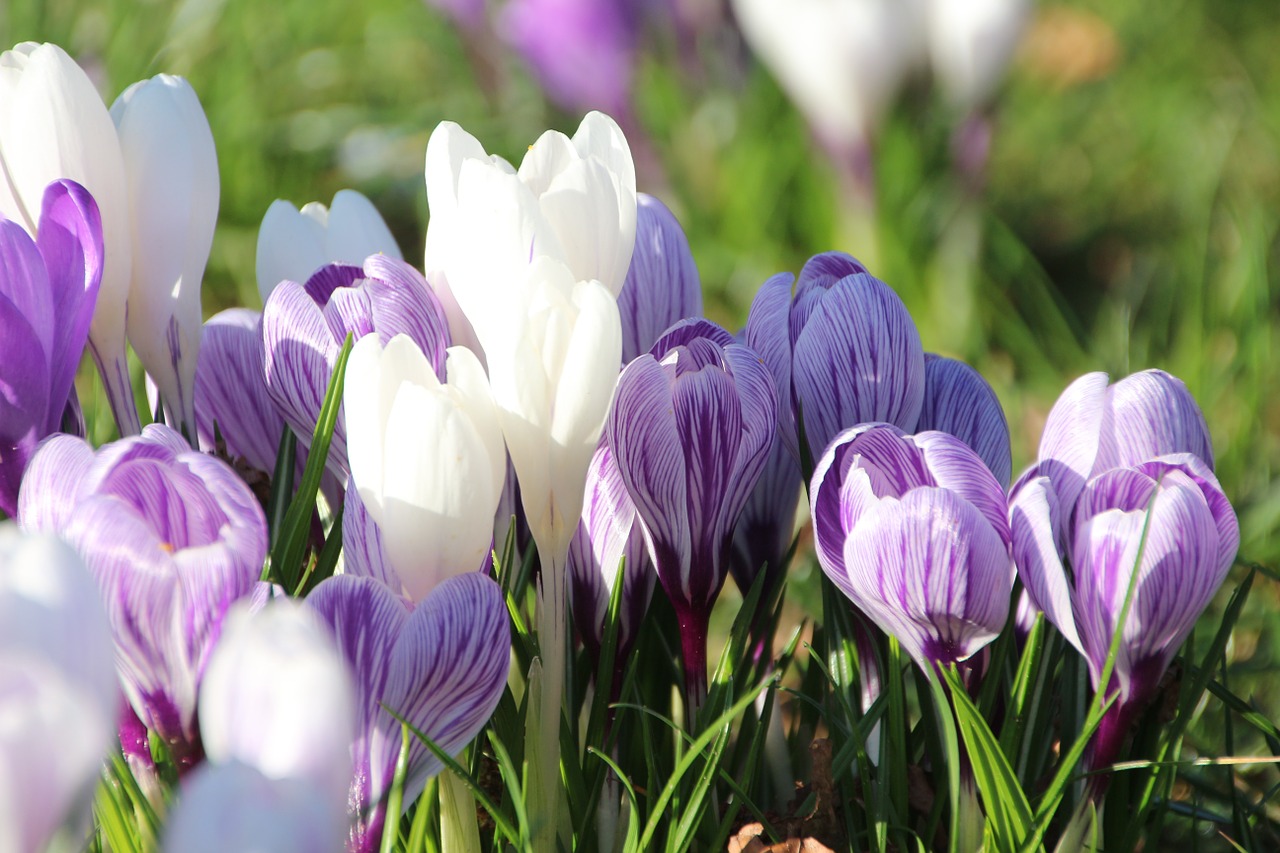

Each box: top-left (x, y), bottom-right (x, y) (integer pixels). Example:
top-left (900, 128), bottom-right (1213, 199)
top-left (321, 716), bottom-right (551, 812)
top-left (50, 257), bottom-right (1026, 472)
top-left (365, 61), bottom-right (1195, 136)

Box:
top-left (340, 481), bottom-right (402, 593)
top-left (788, 251), bottom-right (870, 347)
top-left (15, 432), bottom-right (94, 532)
top-left (917, 354), bottom-right (1011, 487)
top-left (1097, 369), bottom-right (1214, 473)
top-left (617, 194), bottom-right (702, 363)
top-left (744, 272), bottom-right (796, 460)
top-left (195, 309), bottom-right (284, 475)
top-left (1037, 372), bottom-right (1108, 515)
top-left (649, 317), bottom-right (736, 358)
top-left (1007, 468), bottom-right (1083, 656)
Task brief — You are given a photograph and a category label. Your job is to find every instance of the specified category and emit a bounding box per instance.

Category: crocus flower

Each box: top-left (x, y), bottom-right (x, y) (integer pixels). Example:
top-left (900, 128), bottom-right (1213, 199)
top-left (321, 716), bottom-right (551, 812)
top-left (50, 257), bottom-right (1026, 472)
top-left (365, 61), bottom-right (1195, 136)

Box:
top-left (256, 190), bottom-right (403, 304)
top-left (343, 334), bottom-right (505, 601)
top-left (925, 0), bottom-right (1030, 113)
top-left (617, 193), bottom-right (702, 363)
top-left (111, 74), bottom-right (219, 441)
top-left (0, 525), bottom-right (117, 852)
top-left (568, 439), bottom-right (655, 669)
top-left (0, 179), bottom-right (102, 515)
top-left (307, 573), bottom-right (510, 852)
top-left (500, 0), bottom-right (638, 116)
top-left (261, 256), bottom-right (452, 479)
top-left (163, 761), bottom-right (346, 853)
top-left (608, 323), bottom-right (776, 708)
top-left (18, 423), bottom-right (268, 766)
top-left (423, 112), bottom-right (636, 355)
top-left (0, 41), bottom-right (139, 434)
top-left (916, 353), bottom-right (1012, 488)
top-left (1010, 454), bottom-right (1237, 784)
top-left (810, 423), bottom-right (1013, 672)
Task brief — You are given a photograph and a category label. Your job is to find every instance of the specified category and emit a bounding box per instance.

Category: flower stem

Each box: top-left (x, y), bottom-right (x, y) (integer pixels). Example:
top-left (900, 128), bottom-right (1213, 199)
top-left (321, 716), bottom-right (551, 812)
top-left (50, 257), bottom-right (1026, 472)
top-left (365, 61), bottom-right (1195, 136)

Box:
top-left (675, 603), bottom-right (710, 727)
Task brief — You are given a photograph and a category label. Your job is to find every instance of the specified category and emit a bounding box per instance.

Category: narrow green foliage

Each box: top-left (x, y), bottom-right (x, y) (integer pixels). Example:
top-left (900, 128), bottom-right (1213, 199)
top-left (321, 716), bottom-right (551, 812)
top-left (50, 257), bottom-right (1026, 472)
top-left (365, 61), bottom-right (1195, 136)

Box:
top-left (381, 722), bottom-right (413, 853)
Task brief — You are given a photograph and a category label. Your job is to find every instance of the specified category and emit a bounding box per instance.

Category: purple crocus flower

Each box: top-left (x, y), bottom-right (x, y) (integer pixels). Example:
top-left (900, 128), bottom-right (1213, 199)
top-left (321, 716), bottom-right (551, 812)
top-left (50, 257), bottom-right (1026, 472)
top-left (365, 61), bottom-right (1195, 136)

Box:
top-left (568, 439), bottom-right (655, 673)
top-left (500, 0), bottom-right (639, 116)
top-left (261, 256), bottom-right (451, 479)
top-left (1010, 454), bottom-right (1237, 786)
top-left (195, 308), bottom-right (284, 477)
top-left (0, 179), bottom-right (101, 515)
top-left (917, 353), bottom-right (1012, 488)
top-left (607, 321), bottom-right (776, 711)
top-left (810, 423), bottom-right (1013, 672)
top-left (17, 424), bottom-right (267, 767)
top-left (307, 573), bottom-right (509, 852)
top-left (617, 194), bottom-right (702, 363)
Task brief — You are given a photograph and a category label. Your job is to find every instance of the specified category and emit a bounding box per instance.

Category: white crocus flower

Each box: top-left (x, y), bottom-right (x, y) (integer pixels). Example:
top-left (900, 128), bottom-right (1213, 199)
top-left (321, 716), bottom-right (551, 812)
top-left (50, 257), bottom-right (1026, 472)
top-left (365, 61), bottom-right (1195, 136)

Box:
top-left (0, 41), bottom-right (138, 432)
top-left (255, 189), bottom-right (403, 303)
top-left (344, 335), bottom-right (506, 602)
top-left (926, 0), bottom-right (1031, 112)
top-left (197, 598), bottom-right (355, 806)
top-left (0, 524), bottom-right (117, 853)
top-left (111, 74), bottom-right (219, 440)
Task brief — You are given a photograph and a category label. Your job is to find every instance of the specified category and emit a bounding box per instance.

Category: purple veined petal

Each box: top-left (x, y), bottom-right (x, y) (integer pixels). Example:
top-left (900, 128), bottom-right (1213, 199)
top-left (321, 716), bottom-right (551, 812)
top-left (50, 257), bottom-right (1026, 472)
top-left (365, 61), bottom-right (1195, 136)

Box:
top-left (843, 486), bottom-right (1012, 670)
top-left (320, 283), bottom-right (376, 344)
top-left (34, 180), bottom-right (103, 433)
top-left (718, 342), bottom-right (780, 545)
top-left (729, 434), bottom-right (802, 595)
top-left (1096, 369), bottom-right (1214, 474)
top-left (363, 255), bottom-right (451, 377)
top-left (1070, 470), bottom-right (1219, 701)
top-left (195, 309), bottom-right (284, 474)
top-left (302, 263), bottom-right (364, 306)
top-left (81, 423), bottom-right (194, 497)
top-left (912, 430), bottom-right (1011, 548)
top-left (340, 480), bottom-right (403, 593)
top-left (305, 575), bottom-right (411, 848)
top-left (1133, 454), bottom-right (1238, 576)
top-left (788, 252), bottom-right (871, 349)
top-left (648, 317), bottom-right (736, 360)
top-left (608, 354), bottom-right (692, 602)
top-left (377, 573), bottom-right (509, 803)
top-left (0, 297), bottom-right (49, 516)
top-left (15, 433), bottom-right (94, 531)
top-left (1007, 469), bottom-right (1084, 656)
top-left (744, 272), bottom-right (796, 457)
top-left (1037, 371), bottom-right (1108, 516)
top-left (0, 216), bottom-right (55, 356)
top-left (917, 354), bottom-right (1012, 488)
top-left (791, 274), bottom-right (925, 464)
top-left (617, 194), bottom-right (703, 363)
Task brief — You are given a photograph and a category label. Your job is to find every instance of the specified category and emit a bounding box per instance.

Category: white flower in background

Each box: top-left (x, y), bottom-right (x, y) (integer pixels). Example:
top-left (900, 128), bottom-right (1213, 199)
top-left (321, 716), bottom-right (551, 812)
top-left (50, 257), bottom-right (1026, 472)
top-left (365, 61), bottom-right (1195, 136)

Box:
top-left (0, 524), bottom-right (117, 853)
top-left (927, 0), bottom-right (1031, 112)
top-left (255, 189), bottom-right (403, 302)
top-left (730, 0), bottom-right (926, 152)
top-left (423, 111), bottom-right (636, 357)
top-left (344, 335), bottom-right (506, 601)
top-left (111, 74), bottom-right (219, 440)
top-left (0, 41), bottom-right (139, 432)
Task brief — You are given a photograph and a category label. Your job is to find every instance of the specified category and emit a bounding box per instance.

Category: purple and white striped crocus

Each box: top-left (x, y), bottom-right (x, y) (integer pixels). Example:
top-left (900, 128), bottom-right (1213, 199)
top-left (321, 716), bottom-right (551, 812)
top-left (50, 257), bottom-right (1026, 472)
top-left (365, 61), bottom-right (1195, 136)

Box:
top-left (1010, 454), bottom-right (1237, 787)
top-left (0, 179), bottom-right (101, 516)
top-left (607, 320), bottom-right (776, 711)
top-left (17, 424), bottom-right (268, 767)
top-left (568, 439), bottom-right (655, 675)
top-left (617, 193), bottom-right (703, 364)
top-left (261, 256), bottom-right (452, 480)
top-left (810, 423), bottom-right (1014, 673)
top-left (307, 573), bottom-right (509, 852)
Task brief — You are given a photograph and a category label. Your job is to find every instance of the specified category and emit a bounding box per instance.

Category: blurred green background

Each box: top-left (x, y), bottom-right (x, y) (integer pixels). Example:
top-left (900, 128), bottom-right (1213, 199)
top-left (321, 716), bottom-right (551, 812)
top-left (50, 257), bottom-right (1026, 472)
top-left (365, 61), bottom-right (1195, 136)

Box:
top-left (4, 0), bottom-right (1279, 837)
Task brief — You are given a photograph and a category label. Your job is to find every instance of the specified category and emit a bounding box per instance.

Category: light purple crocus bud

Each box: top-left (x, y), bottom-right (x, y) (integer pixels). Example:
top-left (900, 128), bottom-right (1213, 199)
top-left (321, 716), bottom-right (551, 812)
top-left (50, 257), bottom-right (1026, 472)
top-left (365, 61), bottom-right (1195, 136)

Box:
top-left (500, 0), bottom-right (637, 116)
top-left (0, 524), bottom-right (118, 852)
top-left (261, 256), bottom-right (451, 479)
top-left (811, 423), bottom-right (1013, 672)
top-left (0, 179), bottom-right (102, 515)
top-left (568, 439), bottom-right (655, 669)
top-left (607, 323), bottom-right (776, 709)
top-left (917, 353), bottom-right (1012, 488)
top-left (17, 424), bottom-right (268, 767)
top-left (617, 194), bottom-right (702, 363)
top-left (790, 252), bottom-right (925, 468)
top-left (1010, 454), bottom-right (1237, 788)
top-left (163, 761), bottom-right (346, 853)
top-left (1034, 369), bottom-right (1214, 518)
top-left (195, 308), bottom-right (283, 475)
top-left (307, 574), bottom-right (509, 852)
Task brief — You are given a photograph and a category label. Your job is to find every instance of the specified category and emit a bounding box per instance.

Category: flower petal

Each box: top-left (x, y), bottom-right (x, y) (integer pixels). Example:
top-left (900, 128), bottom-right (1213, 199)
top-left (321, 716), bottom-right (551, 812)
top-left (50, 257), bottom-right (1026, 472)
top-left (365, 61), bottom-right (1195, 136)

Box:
top-left (1007, 469), bottom-right (1083, 655)
top-left (617, 194), bottom-right (702, 363)
top-left (1037, 371), bottom-right (1107, 514)
top-left (1097, 369), bottom-right (1214, 473)
top-left (916, 354), bottom-right (1011, 487)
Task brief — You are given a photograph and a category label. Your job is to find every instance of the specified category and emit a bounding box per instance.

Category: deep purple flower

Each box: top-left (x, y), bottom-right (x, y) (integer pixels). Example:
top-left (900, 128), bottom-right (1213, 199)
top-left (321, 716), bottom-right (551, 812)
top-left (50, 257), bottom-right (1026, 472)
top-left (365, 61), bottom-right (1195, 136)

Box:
top-left (810, 423), bottom-right (1013, 671)
top-left (0, 180), bottom-right (102, 515)
top-left (17, 424), bottom-right (267, 766)
top-left (261, 256), bottom-right (451, 479)
top-left (607, 322), bottom-right (776, 709)
top-left (1010, 454), bottom-right (1237, 781)
top-left (617, 194), bottom-right (702, 363)
top-left (568, 439), bottom-right (655, 670)
top-left (307, 573), bottom-right (509, 852)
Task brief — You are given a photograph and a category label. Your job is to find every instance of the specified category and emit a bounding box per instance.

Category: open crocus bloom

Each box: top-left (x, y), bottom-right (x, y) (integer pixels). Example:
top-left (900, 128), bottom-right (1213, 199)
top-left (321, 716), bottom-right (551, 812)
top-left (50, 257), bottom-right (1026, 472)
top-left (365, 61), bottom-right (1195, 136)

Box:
top-left (810, 423), bottom-right (1013, 671)
top-left (17, 424), bottom-right (267, 765)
